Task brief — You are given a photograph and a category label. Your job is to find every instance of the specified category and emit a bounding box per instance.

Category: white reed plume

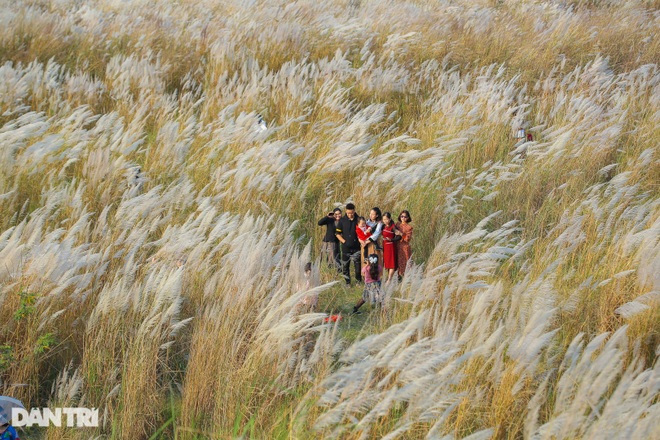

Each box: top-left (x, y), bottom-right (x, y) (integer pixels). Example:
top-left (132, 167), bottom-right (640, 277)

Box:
top-left (49, 362), bottom-right (84, 406)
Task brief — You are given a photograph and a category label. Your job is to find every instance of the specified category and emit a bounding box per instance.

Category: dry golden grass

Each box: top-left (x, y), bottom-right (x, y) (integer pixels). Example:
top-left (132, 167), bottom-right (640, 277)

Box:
top-left (0, 0), bottom-right (658, 439)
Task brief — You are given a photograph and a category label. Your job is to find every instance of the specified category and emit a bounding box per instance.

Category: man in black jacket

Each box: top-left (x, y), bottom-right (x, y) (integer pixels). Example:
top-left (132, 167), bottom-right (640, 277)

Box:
top-left (335, 203), bottom-right (362, 285)
top-left (318, 208), bottom-right (342, 270)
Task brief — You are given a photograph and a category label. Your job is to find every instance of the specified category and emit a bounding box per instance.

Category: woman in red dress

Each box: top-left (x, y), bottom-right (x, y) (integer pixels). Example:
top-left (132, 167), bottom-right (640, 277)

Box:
top-left (395, 210), bottom-right (413, 280)
top-left (381, 212), bottom-right (399, 283)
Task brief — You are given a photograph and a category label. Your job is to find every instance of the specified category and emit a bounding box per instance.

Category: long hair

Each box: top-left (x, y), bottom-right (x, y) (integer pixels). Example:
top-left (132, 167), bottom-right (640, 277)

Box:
top-left (382, 212), bottom-right (393, 225)
top-left (368, 254), bottom-right (380, 280)
top-left (371, 207), bottom-right (382, 222)
top-left (333, 208), bottom-right (342, 224)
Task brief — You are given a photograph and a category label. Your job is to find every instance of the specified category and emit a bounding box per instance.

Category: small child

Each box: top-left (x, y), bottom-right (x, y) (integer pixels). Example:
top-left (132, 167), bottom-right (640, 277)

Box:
top-left (352, 254), bottom-right (383, 314)
top-left (356, 216), bottom-right (372, 242)
top-left (297, 262), bottom-right (317, 313)
top-left (356, 216), bottom-right (374, 263)
top-left (303, 262), bottom-right (312, 288)
top-left (0, 421), bottom-right (19, 440)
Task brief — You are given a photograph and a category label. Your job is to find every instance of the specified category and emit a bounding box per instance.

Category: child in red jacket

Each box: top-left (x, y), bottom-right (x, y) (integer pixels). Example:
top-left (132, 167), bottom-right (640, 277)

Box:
top-left (356, 216), bottom-right (372, 242)
top-left (356, 217), bottom-right (373, 264)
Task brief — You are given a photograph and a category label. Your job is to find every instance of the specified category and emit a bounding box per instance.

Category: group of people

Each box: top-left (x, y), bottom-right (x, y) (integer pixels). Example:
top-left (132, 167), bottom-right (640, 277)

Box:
top-left (318, 203), bottom-right (413, 314)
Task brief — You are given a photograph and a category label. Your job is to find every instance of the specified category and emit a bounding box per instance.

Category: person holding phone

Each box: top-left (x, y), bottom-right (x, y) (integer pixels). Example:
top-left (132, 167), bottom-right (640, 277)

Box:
top-left (318, 208), bottom-right (342, 270)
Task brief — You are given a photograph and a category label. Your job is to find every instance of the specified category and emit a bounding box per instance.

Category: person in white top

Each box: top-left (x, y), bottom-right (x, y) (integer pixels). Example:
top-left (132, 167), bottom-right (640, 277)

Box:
top-left (362, 207), bottom-right (383, 269)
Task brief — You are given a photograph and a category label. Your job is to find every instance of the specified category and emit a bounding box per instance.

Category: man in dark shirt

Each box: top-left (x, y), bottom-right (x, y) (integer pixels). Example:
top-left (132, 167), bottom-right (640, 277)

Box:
top-left (335, 203), bottom-right (362, 285)
top-left (318, 208), bottom-right (342, 270)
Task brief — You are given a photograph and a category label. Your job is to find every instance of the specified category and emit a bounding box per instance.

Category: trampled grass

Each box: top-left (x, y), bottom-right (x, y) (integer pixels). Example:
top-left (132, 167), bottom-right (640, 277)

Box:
top-left (0, 0), bottom-right (659, 439)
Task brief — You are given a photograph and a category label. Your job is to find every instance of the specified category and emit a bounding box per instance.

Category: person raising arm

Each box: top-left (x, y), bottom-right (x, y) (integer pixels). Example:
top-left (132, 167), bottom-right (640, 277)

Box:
top-left (318, 208), bottom-right (342, 270)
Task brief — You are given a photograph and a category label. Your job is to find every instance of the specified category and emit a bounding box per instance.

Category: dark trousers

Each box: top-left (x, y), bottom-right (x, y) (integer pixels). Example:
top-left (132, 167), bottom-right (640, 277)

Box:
top-left (333, 242), bottom-right (341, 269)
top-left (341, 246), bottom-right (362, 284)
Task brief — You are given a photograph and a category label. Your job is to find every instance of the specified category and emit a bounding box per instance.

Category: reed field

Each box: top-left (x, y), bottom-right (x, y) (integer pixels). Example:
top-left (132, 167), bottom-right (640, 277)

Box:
top-left (0, 0), bottom-right (659, 438)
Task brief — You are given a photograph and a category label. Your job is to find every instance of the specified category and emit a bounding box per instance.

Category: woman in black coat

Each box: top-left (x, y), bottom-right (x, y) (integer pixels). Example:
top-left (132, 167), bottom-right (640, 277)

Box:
top-left (318, 208), bottom-right (342, 270)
